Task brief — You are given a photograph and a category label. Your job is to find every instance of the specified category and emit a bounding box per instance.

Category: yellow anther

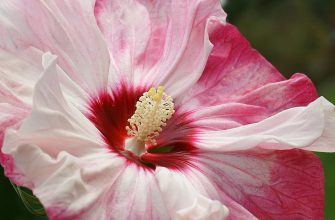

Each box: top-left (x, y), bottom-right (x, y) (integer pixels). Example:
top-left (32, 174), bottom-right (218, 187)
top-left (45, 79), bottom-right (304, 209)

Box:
top-left (153, 94), bottom-right (161, 102)
top-left (157, 91), bottom-right (163, 98)
top-left (158, 86), bottom-right (164, 93)
top-left (148, 88), bottom-right (156, 97)
top-left (126, 86), bottom-right (175, 145)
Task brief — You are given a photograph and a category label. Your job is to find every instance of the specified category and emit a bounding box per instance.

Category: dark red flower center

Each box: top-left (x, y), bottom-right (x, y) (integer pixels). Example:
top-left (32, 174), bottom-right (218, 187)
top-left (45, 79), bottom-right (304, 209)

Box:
top-left (87, 84), bottom-right (197, 170)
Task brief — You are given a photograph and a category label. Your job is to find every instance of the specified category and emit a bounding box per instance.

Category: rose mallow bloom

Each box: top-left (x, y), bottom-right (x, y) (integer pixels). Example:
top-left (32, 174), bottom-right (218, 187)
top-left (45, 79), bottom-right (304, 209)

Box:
top-left (0, 0), bottom-right (334, 219)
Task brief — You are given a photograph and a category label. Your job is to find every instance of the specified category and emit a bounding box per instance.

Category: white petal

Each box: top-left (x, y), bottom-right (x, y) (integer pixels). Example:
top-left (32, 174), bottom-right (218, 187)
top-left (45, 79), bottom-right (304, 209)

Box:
top-left (195, 97), bottom-right (335, 152)
top-left (0, 47), bottom-right (43, 105)
top-left (4, 53), bottom-right (103, 159)
top-left (2, 52), bottom-right (170, 219)
top-left (155, 167), bottom-right (229, 220)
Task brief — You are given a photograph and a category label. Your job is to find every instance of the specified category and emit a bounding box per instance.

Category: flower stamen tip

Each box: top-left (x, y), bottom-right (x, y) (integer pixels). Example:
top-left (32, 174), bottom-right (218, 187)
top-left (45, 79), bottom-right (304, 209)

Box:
top-left (126, 86), bottom-right (174, 145)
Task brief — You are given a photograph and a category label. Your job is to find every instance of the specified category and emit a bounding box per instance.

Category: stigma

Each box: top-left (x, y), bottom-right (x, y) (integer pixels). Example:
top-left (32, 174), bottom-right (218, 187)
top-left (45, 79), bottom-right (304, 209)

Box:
top-left (126, 86), bottom-right (175, 145)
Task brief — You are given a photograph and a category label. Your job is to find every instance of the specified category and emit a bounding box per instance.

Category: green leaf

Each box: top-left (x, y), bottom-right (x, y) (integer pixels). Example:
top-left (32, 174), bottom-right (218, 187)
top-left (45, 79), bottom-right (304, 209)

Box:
top-left (10, 182), bottom-right (46, 216)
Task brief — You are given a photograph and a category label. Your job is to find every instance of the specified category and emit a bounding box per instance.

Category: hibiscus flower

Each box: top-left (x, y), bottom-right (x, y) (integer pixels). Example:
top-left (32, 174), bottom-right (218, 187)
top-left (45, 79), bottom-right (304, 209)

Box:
top-left (1, 0), bottom-right (334, 219)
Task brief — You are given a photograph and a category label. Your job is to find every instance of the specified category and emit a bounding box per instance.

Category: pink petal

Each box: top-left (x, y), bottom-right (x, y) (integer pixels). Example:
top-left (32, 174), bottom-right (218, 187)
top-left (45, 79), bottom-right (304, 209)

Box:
top-left (0, 103), bottom-right (30, 187)
top-left (94, 0), bottom-right (226, 96)
top-left (179, 22), bottom-right (286, 106)
top-left (235, 73), bottom-right (318, 115)
top-left (155, 103), bottom-right (266, 147)
top-left (193, 149), bottom-right (324, 219)
top-left (182, 74), bottom-right (319, 131)
top-left (157, 73), bottom-right (319, 144)
top-left (164, 23), bottom-right (319, 150)
top-left (190, 103), bottom-right (270, 131)
top-left (155, 167), bottom-right (230, 220)
top-left (0, 0), bottom-right (110, 94)
top-left (0, 50), bottom-right (36, 185)
top-left (195, 97), bottom-right (335, 152)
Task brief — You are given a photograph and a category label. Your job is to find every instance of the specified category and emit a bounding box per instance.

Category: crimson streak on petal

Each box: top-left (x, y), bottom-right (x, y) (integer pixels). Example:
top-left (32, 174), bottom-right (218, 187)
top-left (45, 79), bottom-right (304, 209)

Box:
top-left (88, 84), bottom-right (147, 153)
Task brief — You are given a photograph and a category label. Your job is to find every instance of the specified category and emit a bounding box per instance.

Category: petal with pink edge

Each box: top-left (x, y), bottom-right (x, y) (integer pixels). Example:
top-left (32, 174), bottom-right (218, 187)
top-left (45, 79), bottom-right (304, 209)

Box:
top-left (0, 103), bottom-right (30, 187)
top-left (179, 22), bottom-right (286, 106)
top-left (182, 74), bottom-right (319, 132)
top-left (190, 103), bottom-right (268, 131)
top-left (157, 73), bottom-right (319, 145)
top-left (94, 0), bottom-right (226, 96)
top-left (192, 149), bottom-right (324, 219)
top-left (0, 0), bottom-right (110, 94)
top-left (0, 51), bottom-right (34, 184)
top-left (235, 73), bottom-right (318, 115)
top-left (195, 97), bottom-right (335, 152)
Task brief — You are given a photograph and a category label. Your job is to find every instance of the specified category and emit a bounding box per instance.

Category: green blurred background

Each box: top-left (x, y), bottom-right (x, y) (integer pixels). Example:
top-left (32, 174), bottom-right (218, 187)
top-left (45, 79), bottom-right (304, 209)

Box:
top-left (0, 0), bottom-right (334, 219)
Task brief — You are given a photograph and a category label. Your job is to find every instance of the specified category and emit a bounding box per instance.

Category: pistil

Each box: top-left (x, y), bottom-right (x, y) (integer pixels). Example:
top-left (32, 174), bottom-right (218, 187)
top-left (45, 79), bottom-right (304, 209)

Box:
top-left (126, 86), bottom-right (175, 146)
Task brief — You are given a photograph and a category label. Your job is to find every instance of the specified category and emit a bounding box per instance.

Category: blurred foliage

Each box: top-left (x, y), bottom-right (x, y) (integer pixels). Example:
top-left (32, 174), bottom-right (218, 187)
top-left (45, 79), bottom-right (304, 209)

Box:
top-left (1, 0), bottom-right (334, 219)
top-left (225, 0), bottom-right (335, 84)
